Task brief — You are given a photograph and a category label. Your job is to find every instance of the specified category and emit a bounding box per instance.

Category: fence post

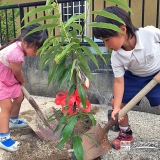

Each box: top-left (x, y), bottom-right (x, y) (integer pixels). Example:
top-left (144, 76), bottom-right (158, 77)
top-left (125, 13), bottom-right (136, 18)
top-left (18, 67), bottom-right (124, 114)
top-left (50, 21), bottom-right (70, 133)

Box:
top-left (19, 6), bottom-right (24, 27)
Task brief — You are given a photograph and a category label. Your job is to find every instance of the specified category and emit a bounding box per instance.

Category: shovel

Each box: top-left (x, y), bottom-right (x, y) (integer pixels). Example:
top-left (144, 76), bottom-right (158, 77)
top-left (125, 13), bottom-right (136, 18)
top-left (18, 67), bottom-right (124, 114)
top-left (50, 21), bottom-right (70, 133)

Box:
top-left (21, 86), bottom-right (61, 141)
top-left (82, 72), bottom-right (160, 160)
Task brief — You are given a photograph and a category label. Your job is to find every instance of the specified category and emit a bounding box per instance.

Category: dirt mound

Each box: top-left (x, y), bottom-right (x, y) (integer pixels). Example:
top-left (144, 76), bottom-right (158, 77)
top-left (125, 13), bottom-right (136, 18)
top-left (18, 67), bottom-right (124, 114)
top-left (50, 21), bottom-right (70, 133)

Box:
top-left (1, 108), bottom-right (70, 160)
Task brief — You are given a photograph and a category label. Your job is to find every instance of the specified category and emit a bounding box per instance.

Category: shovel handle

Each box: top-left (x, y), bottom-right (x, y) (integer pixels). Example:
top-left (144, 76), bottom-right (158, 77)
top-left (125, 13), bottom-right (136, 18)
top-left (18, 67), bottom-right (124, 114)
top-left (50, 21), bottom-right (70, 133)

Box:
top-left (21, 86), bottom-right (53, 130)
top-left (119, 72), bottom-right (160, 118)
top-left (103, 71), bottom-right (160, 133)
top-left (21, 86), bottom-right (41, 111)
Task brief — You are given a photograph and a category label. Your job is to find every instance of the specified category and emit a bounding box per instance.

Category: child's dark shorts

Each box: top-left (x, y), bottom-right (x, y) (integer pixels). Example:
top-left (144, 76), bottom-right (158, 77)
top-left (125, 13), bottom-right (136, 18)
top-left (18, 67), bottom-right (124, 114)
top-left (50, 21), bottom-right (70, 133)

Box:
top-left (122, 71), bottom-right (160, 106)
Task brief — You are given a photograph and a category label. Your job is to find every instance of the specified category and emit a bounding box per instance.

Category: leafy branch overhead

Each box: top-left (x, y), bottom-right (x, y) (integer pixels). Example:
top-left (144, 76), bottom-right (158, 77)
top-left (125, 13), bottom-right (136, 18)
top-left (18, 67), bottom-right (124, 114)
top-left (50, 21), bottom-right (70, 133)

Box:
top-left (22, 0), bottom-right (104, 91)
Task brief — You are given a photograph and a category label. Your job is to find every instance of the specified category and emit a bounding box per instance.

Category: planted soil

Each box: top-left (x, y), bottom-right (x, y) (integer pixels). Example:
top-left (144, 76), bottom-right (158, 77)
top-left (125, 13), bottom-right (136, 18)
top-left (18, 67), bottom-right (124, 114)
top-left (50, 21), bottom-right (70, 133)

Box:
top-left (2, 108), bottom-right (99, 160)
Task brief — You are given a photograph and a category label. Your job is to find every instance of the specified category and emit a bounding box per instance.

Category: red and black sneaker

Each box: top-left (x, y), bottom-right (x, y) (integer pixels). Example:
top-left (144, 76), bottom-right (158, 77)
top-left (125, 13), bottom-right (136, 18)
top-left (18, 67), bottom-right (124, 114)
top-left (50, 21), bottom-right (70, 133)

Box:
top-left (111, 127), bottom-right (133, 150)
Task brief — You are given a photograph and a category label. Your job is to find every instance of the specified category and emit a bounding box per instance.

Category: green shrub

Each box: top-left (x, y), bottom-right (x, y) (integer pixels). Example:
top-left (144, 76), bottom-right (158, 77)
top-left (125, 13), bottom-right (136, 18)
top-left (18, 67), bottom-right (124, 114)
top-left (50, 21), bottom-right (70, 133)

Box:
top-left (0, 0), bottom-right (19, 44)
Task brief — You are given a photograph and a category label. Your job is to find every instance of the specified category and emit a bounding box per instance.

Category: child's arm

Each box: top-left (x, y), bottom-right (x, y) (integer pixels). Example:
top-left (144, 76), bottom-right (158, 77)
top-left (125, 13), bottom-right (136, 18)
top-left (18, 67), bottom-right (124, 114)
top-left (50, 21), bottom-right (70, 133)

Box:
top-left (111, 76), bottom-right (124, 120)
top-left (9, 62), bottom-right (25, 86)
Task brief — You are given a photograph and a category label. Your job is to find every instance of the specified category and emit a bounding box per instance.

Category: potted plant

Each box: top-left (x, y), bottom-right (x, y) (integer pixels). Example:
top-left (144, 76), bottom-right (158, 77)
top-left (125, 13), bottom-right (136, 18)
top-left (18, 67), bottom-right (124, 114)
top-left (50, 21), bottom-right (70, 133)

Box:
top-left (22, 0), bottom-right (131, 159)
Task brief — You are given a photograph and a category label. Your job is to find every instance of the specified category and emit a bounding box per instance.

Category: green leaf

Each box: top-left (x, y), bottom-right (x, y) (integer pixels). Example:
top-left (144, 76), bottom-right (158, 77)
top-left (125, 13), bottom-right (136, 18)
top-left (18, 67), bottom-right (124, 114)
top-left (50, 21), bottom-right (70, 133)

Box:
top-left (78, 114), bottom-right (86, 124)
top-left (87, 114), bottom-right (96, 126)
top-left (22, 15), bottom-right (60, 29)
top-left (39, 47), bottom-right (54, 69)
top-left (66, 84), bottom-right (76, 103)
top-left (22, 5), bottom-right (54, 21)
top-left (103, 55), bottom-right (111, 61)
top-left (73, 136), bottom-right (84, 160)
top-left (40, 58), bottom-right (52, 71)
top-left (76, 46), bottom-right (88, 66)
top-left (80, 45), bottom-right (98, 68)
top-left (70, 22), bottom-right (82, 32)
top-left (78, 85), bottom-right (86, 108)
top-left (84, 37), bottom-right (105, 62)
top-left (105, 0), bottom-right (132, 13)
top-left (52, 41), bottom-right (65, 54)
top-left (79, 63), bottom-right (93, 80)
top-left (45, 2), bottom-right (57, 15)
top-left (70, 59), bottom-right (77, 81)
top-left (69, 30), bottom-right (78, 39)
top-left (88, 22), bottom-right (123, 33)
top-left (37, 37), bottom-right (53, 54)
top-left (48, 17), bottom-right (59, 34)
top-left (44, 110), bottom-right (62, 125)
top-left (40, 41), bottom-right (53, 55)
top-left (57, 66), bottom-right (71, 88)
top-left (47, 63), bottom-right (57, 86)
top-left (46, 0), bottom-right (53, 5)
top-left (54, 42), bottom-right (77, 62)
top-left (52, 58), bottom-right (66, 81)
top-left (76, 49), bottom-right (88, 67)
top-left (25, 24), bottom-right (59, 38)
top-left (44, 113), bottom-right (56, 124)
top-left (72, 38), bottom-right (81, 44)
top-left (92, 10), bottom-right (125, 24)
top-left (41, 37), bottom-right (53, 46)
top-left (40, 54), bottom-right (57, 71)
top-left (54, 116), bottom-right (67, 133)
top-left (58, 116), bottom-right (77, 149)
top-left (65, 14), bottom-right (85, 28)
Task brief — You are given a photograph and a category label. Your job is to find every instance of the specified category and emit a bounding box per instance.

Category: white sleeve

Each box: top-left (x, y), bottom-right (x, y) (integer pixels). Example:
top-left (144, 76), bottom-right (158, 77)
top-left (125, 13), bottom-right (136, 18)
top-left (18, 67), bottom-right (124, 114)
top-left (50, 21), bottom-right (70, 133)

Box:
top-left (144, 26), bottom-right (160, 42)
top-left (111, 51), bottom-right (125, 78)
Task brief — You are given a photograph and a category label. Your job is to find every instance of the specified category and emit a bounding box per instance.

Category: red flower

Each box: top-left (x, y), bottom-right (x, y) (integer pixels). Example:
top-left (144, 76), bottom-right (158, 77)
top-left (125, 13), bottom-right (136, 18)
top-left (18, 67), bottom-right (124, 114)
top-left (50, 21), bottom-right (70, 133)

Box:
top-left (55, 88), bottom-right (91, 115)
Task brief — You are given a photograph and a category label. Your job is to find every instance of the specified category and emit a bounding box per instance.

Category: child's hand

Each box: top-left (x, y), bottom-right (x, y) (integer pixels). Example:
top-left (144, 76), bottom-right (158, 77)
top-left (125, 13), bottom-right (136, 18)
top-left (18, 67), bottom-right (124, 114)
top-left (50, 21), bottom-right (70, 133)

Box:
top-left (111, 108), bottom-right (120, 120)
top-left (10, 62), bottom-right (25, 85)
top-left (118, 116), bottom-right (124, 123)
top-left (111, 108), bottom-right (124, 122)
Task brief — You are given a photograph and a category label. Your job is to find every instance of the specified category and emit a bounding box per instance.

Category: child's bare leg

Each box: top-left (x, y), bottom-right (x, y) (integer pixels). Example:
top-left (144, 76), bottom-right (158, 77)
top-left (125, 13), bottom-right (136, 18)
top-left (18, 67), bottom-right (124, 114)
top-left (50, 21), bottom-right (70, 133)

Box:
top-left (0, 99), bottom-right (12, 133)
top-left (0, 98), bottom-right (20, 152)
top-left (9, 91), bottom-right (27, 129)
top-left (111, 98), bottom-right (133, 150)
top-left (10, 91), bottom-right (24, 117)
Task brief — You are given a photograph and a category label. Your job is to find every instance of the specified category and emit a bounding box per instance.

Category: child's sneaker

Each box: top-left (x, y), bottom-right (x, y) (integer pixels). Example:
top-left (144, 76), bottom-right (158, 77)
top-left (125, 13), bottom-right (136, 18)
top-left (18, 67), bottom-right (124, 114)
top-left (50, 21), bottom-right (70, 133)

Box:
top-left (0, 138), bottom-right (20, 152)
top-left (9, 119), bottom-right (28, 129)
top-left (111, 128), bottom-right (133, 150)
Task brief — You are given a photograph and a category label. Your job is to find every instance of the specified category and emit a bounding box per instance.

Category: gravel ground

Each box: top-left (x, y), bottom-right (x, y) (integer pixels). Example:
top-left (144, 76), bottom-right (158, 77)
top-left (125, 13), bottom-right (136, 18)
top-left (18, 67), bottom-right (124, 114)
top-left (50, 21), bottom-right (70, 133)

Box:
top-left (0, 95), bottom-right (159, 160)
top-left (94, 106), bottom-right (160, 160)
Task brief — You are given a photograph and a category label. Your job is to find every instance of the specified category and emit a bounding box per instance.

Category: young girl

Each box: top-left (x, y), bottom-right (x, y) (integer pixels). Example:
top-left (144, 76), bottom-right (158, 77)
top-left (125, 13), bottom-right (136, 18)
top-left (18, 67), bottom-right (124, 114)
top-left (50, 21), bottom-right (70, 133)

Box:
top-left (0, 23), bottom-right (48, 152)
top-left (93, 6), bottom-right (160, 150)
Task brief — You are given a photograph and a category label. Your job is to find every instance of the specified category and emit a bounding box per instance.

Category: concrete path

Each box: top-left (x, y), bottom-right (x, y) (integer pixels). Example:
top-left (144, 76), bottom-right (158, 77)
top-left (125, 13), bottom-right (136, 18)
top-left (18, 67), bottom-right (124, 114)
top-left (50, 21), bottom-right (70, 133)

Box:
top-left (94, 106), bottom-right (160, 160)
